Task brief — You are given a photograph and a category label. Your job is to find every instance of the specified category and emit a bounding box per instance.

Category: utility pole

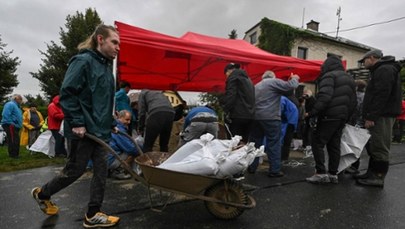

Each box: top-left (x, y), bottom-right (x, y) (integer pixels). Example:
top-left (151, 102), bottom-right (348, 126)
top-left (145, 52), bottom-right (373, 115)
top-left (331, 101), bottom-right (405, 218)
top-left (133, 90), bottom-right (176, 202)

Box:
top-left (336, 6), bottom-right (342, 38)
top-left (301, 8), bottom-right (305, 28)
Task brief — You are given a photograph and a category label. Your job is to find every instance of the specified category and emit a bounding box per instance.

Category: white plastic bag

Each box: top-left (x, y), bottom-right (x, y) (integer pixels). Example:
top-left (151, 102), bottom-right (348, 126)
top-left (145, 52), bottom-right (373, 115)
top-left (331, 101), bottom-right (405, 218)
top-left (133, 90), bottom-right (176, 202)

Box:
top-left (29, 130), bottom-right (55, 157)
top-left (325, 124), bottom-right (371, 173)
top-left (341, 124), bottom-right (370, 157)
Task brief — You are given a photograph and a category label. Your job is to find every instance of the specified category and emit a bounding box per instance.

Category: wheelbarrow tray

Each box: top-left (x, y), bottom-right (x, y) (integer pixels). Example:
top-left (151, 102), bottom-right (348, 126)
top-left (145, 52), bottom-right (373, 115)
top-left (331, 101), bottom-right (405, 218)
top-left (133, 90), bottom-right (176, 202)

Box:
top-left (135, 152), bottom-right (223, 195)
top-left (84, 134), bottom-right (256, 219)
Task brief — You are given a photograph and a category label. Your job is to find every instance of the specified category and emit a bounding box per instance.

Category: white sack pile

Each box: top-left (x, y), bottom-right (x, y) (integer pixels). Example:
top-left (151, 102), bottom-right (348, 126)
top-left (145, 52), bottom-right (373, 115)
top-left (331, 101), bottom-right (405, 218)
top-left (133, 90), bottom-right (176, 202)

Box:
top-left (157, 133), bottom-right (265, 178)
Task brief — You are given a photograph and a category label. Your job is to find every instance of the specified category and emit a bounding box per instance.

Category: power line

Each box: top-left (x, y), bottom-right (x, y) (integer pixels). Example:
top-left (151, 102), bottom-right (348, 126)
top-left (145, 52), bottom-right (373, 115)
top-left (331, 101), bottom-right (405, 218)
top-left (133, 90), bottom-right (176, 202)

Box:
top-left (324, 16), bottom-right (405, 34)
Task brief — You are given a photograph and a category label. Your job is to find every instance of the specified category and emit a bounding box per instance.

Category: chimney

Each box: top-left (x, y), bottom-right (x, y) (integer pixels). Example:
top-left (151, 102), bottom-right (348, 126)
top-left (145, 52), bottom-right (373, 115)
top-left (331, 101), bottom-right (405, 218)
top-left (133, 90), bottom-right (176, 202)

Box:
top-left (306, 20), bottom-right (319, 32)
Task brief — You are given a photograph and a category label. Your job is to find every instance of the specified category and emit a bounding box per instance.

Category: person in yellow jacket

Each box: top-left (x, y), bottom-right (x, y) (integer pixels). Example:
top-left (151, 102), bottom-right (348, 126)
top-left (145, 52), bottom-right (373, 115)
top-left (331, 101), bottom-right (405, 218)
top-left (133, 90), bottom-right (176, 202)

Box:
top-left (20, 103), bottom-right (44, 147)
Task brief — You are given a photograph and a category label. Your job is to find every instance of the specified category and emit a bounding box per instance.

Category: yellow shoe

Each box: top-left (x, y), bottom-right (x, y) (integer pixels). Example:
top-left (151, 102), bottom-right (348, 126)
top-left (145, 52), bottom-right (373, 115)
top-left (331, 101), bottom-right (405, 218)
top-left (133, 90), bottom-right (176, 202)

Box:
top-left (31, 187), bottom-right (59, 215)
top-left (83, 212), bottom-right (120, 228)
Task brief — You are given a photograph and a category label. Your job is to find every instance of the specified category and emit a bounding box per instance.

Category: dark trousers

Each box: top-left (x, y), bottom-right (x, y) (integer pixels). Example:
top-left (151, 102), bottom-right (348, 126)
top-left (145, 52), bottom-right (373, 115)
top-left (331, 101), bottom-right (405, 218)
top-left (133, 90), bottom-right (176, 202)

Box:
top-left (51, 130), bottom-right (67, 156)
top-left (2, 124), bottom-right (20, 158)
top-left (229, 118), bottom-right (253, 143)
top-left (143, 111), bottom-right (174, 152)
top-left (311, 119), bottom-right (346, 175)
top-left (41, 138), bottom-right (108, 211)
top-left (281, 124), bottom-right (295, 161)
top-left (28, 129), bottom-right (41, 147)
top-left (302, 118), bottom-right (313, 147)
top-left (368, 117), bottom-right (395, 162)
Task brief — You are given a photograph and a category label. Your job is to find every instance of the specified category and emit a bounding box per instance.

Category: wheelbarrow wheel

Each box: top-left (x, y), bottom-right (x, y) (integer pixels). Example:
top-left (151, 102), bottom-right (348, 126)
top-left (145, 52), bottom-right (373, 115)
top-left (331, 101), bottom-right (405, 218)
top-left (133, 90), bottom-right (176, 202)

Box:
top-left (204, 181), bottom-right (248, 220)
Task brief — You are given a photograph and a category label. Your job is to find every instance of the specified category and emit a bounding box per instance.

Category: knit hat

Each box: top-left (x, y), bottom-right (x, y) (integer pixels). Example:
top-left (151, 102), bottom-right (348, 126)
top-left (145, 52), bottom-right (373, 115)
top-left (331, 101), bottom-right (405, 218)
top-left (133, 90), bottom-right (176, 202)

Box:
top-left (223, 63), bottom-right (240, 74)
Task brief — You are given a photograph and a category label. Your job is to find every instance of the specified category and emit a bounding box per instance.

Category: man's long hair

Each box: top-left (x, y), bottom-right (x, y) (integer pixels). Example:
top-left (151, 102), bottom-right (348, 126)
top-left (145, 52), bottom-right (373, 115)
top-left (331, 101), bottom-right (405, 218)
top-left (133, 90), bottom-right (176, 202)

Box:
top-left (77, 24), bottom-right (117, 51)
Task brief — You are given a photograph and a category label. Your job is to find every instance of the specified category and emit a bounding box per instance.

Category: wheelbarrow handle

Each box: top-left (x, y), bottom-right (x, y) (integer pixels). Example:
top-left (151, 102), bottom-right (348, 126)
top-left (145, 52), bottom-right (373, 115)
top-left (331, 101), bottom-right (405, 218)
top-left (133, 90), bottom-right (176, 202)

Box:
top-left (84, 133), bottom-right (145, 183)
top-left (116, 130), bottom-right (144, 155)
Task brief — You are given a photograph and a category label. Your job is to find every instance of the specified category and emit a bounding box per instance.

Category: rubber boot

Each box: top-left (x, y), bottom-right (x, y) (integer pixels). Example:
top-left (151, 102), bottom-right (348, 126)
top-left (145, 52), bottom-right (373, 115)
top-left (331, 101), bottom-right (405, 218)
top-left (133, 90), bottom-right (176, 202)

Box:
top-left (356, 161), bottom-right (388, 188)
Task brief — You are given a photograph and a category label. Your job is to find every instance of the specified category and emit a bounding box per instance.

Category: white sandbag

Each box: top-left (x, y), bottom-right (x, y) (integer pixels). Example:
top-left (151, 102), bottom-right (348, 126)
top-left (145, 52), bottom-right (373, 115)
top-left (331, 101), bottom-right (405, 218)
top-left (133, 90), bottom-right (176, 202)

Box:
top-left (162, 138), bottom-right (205, 164)
top-left (158, 138), bottom-right (219, 175)
top-left (162, 133), bottom-right (238, 164)
top-left (157, 157), bottom-right (219, 176)
top-left (158, 133), bottom-right (262, 177)
top-left (29, 130), bottom-right (55, 157)
top-left (216, 144), bottom-right (265, 177)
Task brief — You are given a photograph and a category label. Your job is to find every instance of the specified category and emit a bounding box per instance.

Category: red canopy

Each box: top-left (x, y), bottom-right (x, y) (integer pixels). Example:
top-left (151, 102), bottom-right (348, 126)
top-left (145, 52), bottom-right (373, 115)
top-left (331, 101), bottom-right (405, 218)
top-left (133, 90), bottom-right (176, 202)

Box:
top-left (115, 21), bottom-right (322, 92)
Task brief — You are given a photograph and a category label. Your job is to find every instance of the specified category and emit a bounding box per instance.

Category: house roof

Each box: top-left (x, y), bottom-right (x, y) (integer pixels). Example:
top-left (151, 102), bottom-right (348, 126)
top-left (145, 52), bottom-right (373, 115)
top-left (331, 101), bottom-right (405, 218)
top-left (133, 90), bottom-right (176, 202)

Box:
top-left (244, 19), bottom-right (378, 52)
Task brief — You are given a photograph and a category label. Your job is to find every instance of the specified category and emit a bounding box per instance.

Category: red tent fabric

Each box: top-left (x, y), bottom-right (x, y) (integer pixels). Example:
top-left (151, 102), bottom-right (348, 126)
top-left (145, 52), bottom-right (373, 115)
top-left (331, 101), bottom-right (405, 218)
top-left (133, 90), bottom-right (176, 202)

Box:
top-left (115, 21), bottom-right (322, 92)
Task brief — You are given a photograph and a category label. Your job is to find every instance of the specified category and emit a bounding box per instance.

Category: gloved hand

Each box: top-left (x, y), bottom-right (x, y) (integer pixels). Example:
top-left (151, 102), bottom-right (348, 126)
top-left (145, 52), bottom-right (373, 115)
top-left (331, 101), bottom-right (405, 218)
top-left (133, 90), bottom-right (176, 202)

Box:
top-left (224, 114), bottom-right (232, 124)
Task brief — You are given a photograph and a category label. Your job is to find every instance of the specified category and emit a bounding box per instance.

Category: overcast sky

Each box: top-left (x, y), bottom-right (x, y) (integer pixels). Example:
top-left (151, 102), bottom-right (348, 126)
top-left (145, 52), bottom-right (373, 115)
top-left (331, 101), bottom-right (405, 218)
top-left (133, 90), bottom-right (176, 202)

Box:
top-left (1, 0), bottom-right (404, 103)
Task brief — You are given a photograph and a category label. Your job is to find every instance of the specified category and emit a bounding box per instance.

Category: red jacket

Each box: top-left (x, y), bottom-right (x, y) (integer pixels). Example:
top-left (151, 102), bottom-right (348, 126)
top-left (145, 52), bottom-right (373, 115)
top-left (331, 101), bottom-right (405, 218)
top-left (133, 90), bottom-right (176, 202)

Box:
top-left (47, 95), bottom-right (64, 130)
top-left (398, 100), bottom-right (405, 120)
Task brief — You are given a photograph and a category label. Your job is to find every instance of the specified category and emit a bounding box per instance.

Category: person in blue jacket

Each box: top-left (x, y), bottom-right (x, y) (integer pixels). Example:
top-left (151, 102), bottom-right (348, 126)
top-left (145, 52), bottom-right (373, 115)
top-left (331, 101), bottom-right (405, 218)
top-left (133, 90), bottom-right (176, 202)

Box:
top-left (107, 110), bottom-right (139, 180)
top-left (1, 94), bottom-right (23, 158)
top-left (178, 105), bottom-right (218, 147)
top-left (115, 81), bottom-right (135, 135)
top-left (280, 96), bottom-right (299, 161)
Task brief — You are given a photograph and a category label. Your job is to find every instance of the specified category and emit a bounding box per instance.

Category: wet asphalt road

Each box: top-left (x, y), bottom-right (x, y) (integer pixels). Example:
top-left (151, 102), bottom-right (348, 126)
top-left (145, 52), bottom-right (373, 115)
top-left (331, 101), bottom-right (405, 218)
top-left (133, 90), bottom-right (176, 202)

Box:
top-left (1, 143), bottom-right (405, 229)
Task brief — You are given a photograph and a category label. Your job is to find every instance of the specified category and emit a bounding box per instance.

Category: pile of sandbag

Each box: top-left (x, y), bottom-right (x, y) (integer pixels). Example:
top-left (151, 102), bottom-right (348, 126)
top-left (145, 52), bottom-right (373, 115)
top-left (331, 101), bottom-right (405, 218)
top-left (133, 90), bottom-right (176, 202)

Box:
top-left (157, 133), bottom-right (265, 178)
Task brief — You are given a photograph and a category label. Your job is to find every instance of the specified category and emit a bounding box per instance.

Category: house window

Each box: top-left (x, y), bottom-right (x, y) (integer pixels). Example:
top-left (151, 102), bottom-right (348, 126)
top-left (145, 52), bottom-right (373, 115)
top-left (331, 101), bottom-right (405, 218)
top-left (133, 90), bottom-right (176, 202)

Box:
top-left (250, 32), bottom-right (257, 44)
top-left (297, 47), bottom-right (307, 59)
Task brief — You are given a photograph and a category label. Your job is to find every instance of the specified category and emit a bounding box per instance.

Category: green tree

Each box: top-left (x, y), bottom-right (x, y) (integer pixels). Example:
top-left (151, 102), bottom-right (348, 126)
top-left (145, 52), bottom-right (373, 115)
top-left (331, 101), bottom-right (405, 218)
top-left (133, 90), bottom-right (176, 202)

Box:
top-left (228, 29), bottom-right (238, 39)
top-left (0, 35), bottom-right (20, 103)
top-left (24, 94), bottom-right (48, 107)
top-left (31, 8), bottom-right (102, 100)
top-left (198, 92), bottom-right (224, 122)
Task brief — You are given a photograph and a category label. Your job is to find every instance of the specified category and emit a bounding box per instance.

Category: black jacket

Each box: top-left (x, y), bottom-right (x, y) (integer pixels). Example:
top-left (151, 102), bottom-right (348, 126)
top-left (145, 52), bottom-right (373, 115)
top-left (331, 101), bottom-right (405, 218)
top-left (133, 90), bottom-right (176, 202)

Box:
top-left (363, 56), bottom-right (402, 121)
top-left (309, 55), bottom-right (356, 120)
top-left (220, 69), bottom-right (255, 119)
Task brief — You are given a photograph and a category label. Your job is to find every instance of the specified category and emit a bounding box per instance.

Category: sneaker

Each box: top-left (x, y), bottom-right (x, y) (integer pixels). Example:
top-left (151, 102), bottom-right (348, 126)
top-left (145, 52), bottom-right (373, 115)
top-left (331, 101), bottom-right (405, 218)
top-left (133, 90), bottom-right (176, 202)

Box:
top-left (303, 146), bottom-right (313, 158)
top-left (328, 174), bottom-right (338, 184)
top-left (83, 212), bottom-right (120, 228)
top-left (31, 187), bottom-right (59, 215)
top-left (109, 168), bottom-right (131, 180)
top-left (306, 174), bottom-right (330, 184)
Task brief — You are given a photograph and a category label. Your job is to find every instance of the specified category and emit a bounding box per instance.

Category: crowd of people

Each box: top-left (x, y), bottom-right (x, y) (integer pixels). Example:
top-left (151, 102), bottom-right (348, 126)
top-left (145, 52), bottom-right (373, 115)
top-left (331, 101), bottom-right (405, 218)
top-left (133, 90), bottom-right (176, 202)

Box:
top-left (0, 24), bottom-right (403, 228)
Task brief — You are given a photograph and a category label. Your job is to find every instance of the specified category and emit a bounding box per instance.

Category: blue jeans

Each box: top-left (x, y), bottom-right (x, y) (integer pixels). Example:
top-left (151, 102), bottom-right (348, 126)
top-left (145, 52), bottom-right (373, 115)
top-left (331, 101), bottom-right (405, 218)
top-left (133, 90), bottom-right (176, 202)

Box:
top-left (249, 120), bottom-right (282, 173)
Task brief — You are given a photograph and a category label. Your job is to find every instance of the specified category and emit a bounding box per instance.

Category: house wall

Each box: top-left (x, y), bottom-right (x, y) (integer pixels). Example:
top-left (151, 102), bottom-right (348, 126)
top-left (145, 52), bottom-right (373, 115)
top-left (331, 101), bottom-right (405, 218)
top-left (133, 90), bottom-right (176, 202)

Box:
top-left (244, 28), bottom-right (261, 46)
top-left (244, 25), bottom-right (368, 70)
top-left (291, 38), bottom-right (365, 69)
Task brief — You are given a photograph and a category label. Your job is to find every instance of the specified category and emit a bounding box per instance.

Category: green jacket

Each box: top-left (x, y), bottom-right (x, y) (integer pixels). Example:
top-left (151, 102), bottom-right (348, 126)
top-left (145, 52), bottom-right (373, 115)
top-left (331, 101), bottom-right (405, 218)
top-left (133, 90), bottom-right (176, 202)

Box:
top-left (60, 49), bottom-right (115, 142)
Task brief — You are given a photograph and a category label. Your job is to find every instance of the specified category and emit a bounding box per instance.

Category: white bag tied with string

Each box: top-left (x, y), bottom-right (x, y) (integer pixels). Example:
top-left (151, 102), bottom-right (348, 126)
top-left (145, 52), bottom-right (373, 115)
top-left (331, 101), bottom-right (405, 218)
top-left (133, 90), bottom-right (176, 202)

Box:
top-left (337, 124), bottom-right (371, 173)
top-left (158, 134), bottom-right (264, 177)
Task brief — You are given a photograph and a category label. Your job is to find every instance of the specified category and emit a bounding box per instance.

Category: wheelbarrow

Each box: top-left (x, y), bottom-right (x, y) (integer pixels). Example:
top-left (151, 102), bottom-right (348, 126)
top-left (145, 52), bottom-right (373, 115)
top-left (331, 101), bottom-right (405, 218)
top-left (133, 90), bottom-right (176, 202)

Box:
top-left (85, 132), bottom-right (256, 220)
